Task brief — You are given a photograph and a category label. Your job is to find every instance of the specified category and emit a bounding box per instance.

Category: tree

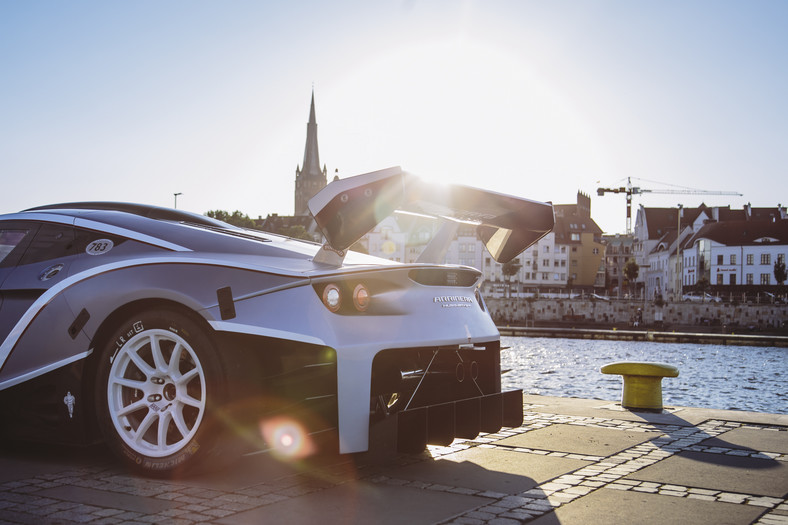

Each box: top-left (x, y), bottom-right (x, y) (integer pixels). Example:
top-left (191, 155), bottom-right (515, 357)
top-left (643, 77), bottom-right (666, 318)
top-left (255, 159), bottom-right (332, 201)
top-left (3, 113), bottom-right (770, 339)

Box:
top-left (281, 225), bottom-right (315, 241)
top-left (623, 258), bottom-right (639, 297)
top-left (205, 210), bottom-right (258, 229)
top-left (502, 259), bottom-right (522, 298)
top-left (775, 258), bottom-right (787, 285)
top-left (696, 276), bottom-right (710, 302)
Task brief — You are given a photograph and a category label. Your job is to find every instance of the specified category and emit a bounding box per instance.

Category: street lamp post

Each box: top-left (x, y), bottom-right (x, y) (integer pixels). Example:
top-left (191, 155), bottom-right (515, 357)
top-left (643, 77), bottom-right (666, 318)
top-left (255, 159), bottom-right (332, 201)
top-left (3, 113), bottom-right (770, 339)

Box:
top-left (174, 193), bottom-right (182, 209)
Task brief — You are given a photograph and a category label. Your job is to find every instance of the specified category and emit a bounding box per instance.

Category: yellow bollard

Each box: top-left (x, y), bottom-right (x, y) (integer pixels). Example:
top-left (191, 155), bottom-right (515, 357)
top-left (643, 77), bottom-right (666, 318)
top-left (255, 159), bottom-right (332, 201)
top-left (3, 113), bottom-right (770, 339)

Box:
top-left (601, 362), bottom-right (679, 411)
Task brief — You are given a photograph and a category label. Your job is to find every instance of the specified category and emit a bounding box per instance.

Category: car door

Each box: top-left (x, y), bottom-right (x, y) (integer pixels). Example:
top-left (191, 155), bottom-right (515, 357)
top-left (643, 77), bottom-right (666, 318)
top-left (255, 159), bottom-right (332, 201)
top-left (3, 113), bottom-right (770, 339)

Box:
top-left (0, 221), bottom-right (78, 346)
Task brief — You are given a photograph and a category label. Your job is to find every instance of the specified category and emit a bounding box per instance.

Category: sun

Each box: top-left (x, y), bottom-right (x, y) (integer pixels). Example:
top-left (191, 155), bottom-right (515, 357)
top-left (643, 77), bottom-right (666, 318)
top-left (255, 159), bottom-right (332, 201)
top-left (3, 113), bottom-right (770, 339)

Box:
top-left (321, 36), bottom-right (610, 203)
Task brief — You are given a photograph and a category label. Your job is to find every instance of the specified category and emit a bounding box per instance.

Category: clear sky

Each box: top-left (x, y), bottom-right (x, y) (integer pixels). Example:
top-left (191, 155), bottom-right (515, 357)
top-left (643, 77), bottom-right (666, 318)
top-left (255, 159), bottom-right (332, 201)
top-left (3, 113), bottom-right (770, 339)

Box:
top-left (1, 0), bottom-right (786, 234)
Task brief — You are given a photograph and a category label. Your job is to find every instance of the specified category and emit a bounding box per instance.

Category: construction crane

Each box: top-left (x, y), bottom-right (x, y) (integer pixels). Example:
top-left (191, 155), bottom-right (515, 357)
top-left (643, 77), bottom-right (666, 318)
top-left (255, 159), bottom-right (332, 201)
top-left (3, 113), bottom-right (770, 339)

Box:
top-left (597, 177), bottom-right (742, 234)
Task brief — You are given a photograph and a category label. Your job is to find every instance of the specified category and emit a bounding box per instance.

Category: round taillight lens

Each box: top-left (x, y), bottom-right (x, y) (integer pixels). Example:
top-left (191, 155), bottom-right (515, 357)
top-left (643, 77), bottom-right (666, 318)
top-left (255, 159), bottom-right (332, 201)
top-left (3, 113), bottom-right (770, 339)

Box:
top-left (323, 284), bottom-right (341, 312)
top-left (353, 283), bottom-right (370, 312)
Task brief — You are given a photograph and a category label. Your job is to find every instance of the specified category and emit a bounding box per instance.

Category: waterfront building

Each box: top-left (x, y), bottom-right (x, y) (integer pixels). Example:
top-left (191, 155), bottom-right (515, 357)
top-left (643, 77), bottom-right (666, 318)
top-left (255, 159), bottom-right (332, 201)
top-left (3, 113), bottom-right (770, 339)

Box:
top-left (602, 233), bottom-right (635, 298)
top-left (634, 205), bottom-right (711, 300)
top-left (683, 218), bottom-right (788, 296)
top-left (552, 192), bottom-right (605, 291)
top-left (634, 203), bottom-right (787, 300)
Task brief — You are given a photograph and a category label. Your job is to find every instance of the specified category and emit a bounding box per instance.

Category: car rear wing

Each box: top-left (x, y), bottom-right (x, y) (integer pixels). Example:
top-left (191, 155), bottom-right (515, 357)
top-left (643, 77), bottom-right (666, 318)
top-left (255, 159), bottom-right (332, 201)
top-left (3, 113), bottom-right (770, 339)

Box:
top-left (308, 167), bottom-right (554, 266)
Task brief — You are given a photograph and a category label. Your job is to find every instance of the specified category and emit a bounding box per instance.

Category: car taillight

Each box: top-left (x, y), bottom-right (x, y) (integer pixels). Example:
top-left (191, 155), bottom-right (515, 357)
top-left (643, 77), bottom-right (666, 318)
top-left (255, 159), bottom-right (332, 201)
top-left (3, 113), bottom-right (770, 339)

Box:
top-left (353, 284), bottom-right (370, 312)
top-left (322, 284), bottom-right (341, 312)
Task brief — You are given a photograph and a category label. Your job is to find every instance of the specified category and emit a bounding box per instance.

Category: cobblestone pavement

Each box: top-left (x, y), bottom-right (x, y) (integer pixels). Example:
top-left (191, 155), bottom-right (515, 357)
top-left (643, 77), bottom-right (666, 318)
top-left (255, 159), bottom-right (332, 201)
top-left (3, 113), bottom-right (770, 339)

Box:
top-left (1, 396), bottom-right (786, 524)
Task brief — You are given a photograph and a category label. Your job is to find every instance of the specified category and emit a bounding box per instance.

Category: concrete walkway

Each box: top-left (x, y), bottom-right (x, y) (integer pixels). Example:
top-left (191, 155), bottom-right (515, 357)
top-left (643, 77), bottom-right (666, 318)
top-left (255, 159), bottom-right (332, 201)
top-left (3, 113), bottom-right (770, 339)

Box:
top-left (1, 395), bottom-right (786, 524)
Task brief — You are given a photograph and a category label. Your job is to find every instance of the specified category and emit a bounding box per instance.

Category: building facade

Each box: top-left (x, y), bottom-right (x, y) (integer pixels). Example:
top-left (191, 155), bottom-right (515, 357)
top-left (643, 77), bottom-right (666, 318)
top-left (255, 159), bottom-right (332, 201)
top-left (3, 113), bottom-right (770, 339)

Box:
top-left (633, 203), bottom-right (787, 300)
top-left (683, 219), bottom-right (788, 292)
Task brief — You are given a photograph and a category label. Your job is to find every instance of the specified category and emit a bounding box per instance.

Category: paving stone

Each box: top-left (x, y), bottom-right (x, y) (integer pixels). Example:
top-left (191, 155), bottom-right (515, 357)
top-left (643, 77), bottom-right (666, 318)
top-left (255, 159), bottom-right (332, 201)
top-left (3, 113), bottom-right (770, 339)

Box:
top-left (500, 509), bottom-right (536, 520)
top-left (699, 427), bottom-right (788, 455)
top-left (528, 487), bottom-right (765, 525)
top-left (214, 482), bottom-right (493, 525)
top-left (626, 450), bottom-right (788, 498)
top-left (659, 490), bottom-right (687, 497)
top-left (385, 447), bottom-right (588, 495)
top-left (488, 517), bottom-right (521, 525)
top-left (496, 424), bottom-right (660, 457)
top-left (35, 485), bottom-right (175, 515)
top-left (447, 517), bottom-right (485, 525)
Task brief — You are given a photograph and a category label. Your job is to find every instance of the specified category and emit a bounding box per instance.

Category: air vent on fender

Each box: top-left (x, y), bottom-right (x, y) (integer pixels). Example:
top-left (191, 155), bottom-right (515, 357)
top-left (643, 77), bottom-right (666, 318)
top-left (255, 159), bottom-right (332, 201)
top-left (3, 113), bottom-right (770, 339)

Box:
top-left (408, 268), bottom-right (479, 287)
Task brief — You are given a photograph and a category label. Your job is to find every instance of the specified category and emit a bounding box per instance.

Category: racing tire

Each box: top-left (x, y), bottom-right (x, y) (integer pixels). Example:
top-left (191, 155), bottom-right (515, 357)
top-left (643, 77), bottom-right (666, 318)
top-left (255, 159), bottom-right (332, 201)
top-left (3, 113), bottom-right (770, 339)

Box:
top-left (95, 309), bottom-right (225, 476)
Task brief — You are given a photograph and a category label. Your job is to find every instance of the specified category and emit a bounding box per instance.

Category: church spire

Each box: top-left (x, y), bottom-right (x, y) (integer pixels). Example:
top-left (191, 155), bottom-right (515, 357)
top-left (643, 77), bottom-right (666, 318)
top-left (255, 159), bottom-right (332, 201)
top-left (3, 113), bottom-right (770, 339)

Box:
top-left (301, 90), bottom-right (321, 176)
top-left (294, 89), bottom-right (328, 216)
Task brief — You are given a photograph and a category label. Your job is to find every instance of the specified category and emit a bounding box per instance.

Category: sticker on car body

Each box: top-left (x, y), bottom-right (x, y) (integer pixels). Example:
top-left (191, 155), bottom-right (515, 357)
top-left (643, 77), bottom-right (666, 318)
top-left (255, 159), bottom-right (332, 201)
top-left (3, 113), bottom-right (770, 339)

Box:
top-left (86, 239), bottom-right (114, 255)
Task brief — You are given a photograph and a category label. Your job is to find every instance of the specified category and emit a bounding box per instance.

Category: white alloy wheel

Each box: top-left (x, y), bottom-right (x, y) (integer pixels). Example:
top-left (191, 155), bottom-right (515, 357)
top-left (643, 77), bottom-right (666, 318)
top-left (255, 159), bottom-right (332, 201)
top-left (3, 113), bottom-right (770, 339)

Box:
top-left (107, 328), bottom-right (207, 458)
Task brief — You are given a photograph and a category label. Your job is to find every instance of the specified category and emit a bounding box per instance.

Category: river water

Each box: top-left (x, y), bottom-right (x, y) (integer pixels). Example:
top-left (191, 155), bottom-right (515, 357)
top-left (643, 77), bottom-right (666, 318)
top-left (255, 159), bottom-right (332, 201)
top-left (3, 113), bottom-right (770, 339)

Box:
top-left (500, 337), bottom-right (787, 415)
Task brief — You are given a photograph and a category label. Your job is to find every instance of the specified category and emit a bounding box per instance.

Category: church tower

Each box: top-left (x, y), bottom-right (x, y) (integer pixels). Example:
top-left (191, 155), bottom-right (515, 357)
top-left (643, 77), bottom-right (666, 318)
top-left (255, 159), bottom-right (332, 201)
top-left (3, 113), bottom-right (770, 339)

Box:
top-left (294, 91), bottom-right (328, 216)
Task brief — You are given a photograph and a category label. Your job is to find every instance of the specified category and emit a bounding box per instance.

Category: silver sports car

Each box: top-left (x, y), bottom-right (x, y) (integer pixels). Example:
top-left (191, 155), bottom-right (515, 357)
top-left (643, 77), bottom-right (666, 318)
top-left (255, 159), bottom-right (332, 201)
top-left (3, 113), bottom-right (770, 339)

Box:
top-left (0, 167), bottom-right (553, 475)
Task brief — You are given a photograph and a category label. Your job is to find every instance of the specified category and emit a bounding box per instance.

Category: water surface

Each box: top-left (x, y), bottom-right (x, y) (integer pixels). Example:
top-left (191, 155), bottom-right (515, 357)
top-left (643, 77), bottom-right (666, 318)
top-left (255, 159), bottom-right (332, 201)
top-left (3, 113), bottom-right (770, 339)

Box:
top-left (500, 336), bottom-right (787, 414)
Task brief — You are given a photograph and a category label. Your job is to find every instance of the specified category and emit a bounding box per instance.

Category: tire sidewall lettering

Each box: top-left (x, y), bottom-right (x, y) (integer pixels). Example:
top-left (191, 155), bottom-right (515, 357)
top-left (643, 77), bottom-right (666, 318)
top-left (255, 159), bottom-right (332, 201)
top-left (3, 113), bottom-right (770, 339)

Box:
top-left (110, 320), bottom-right (145, 363)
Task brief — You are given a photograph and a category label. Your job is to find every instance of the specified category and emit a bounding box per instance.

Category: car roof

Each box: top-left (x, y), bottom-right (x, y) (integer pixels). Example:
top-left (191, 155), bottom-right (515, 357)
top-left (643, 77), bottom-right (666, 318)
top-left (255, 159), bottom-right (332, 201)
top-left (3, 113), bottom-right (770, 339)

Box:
top-left (25, 202), bottom-right (223, 227)
top-left (11, 202), bottom-right (323, 261)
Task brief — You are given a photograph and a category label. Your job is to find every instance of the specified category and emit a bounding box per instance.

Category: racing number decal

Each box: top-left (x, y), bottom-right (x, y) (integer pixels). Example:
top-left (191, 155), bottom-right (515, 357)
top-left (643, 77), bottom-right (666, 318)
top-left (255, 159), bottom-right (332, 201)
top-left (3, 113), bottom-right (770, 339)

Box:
top-left (86, 239), bottom-right (114, 256)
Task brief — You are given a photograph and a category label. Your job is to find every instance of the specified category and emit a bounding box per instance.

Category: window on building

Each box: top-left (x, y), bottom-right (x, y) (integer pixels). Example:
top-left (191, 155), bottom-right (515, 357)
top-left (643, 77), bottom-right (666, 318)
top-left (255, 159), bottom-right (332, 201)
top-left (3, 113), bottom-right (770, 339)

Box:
top-left (746, 254), bottom-right (754, 265)
top-left (554, 273), bottom-right (561, 281)
top-left (561, 246), bottom-right (566, 253)
top-left (541, 272), bottom-right (549, 280)
top-left (571, 259), bottom-right (578, 267)
top-left (746, 273), bottom-right (754, 285)
top-left (730, 274), bottom-right (736, 285)
top-left (717, 255), bottom-right (723, 265)
top-left (554, 260), bottom-right (559, 267)
top-left (571, 233), bottom-right (580, 241)
top-left (561, 260), bottom-right (566, 267)
top-left (760, 273), bottom-right (770, 285)
top-left (716, 274), bottom-right (723, 285)
top-left (761, 253), bottom-right (771, 265)
top-left (572, 246), bottom-right (578, 252)
top-left (730, 254), bottom-right (736, 265)
top-left (543, 246), bottom-right (550, 253)
top-left (592, 248), bottom-right (599, 255)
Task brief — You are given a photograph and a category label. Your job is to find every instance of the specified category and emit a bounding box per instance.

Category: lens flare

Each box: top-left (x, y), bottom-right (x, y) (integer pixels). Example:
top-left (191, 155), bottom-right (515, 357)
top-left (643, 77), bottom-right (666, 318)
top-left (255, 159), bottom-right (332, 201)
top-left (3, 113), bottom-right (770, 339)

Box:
top-left (259, 417), bottom-right (315, 460)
